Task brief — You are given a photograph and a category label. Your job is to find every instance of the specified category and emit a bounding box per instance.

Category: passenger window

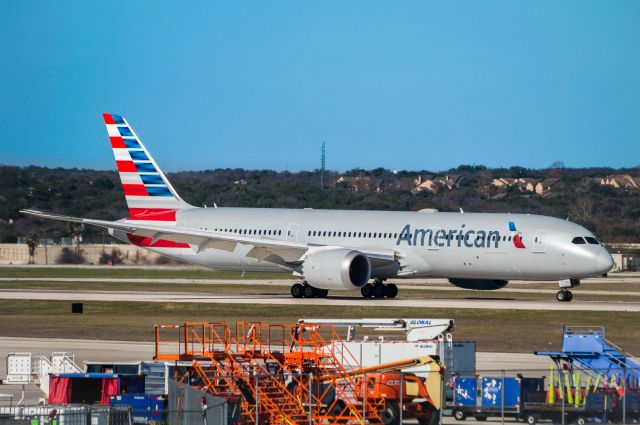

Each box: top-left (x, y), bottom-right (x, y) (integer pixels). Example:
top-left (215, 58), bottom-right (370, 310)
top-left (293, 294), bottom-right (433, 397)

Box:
top-left (572, 237), bottom-right (586, 244)
top-left (585, 237), bottom-right (599, 245)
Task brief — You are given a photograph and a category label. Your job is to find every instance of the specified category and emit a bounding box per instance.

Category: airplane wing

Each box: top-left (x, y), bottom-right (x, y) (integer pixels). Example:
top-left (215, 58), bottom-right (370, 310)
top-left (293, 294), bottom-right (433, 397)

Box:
top-left (20, 209), bottom-right (399, 267)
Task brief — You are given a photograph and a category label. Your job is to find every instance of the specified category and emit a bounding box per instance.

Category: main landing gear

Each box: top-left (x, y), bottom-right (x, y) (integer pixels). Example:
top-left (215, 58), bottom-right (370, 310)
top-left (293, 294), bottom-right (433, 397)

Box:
top-left (556, 278), bottom-right (579, 302)
top-left (291, 282), bottom-right (328, 299)
top-left (361, 279), bottom-right (398, 299)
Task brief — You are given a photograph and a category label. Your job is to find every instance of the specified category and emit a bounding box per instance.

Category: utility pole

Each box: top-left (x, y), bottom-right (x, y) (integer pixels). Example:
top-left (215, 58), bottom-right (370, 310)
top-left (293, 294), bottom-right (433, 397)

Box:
top-left (320, 142), bottom-right (326, 191)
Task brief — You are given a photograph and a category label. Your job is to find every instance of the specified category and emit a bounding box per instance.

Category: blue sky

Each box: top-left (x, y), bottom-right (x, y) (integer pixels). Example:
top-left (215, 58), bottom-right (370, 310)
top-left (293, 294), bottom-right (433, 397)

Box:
top-left (1, 1), bottom-right (638, 172)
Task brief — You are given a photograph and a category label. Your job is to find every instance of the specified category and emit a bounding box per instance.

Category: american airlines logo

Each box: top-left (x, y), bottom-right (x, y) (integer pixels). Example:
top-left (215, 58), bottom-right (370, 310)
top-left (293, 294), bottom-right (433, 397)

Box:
top-left (395, 221), bottom-right (526, 249)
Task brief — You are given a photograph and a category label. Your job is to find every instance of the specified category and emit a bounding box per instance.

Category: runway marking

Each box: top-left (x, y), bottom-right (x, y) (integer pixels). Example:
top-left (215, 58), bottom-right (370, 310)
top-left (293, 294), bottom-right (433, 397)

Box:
top-left (1, 289), bottom-right (640, 312)
top-left (1, 277), bottom-right (639, 296)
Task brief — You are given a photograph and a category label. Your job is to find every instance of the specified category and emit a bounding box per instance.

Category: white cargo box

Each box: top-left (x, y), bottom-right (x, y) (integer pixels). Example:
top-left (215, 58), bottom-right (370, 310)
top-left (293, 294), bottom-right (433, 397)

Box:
top-left (5, 353), bottom-right (32, 384)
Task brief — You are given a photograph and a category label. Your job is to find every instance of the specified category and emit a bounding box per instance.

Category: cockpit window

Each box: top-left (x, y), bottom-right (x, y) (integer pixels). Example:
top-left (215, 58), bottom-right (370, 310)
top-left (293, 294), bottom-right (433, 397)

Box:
top-left (585, 237), bottom-right (600, 245)
top-left (572, 237), bottom-right (586, 244)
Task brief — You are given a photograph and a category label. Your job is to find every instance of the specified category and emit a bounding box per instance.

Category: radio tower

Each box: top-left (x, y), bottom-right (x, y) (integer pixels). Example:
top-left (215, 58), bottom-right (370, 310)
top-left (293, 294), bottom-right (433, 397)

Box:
top-left (320, 142), bottom-right (326, 191)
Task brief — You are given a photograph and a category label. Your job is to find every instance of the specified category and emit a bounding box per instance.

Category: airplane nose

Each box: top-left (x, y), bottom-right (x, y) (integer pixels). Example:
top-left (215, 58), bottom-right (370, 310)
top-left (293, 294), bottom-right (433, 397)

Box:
top-left (595, 251), bottom-right (614, 274)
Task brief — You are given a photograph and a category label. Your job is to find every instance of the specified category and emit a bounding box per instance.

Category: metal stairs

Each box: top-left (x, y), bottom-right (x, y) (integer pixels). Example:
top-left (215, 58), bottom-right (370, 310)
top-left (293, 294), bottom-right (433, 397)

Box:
top-left (156, 321), bottom-right (387, 424)
top-left (537, 326), bottom-right (640, 389)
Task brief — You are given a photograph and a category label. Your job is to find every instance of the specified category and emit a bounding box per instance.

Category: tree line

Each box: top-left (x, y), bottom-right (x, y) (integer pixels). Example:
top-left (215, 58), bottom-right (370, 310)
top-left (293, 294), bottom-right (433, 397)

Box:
top-left (0, 165), bottom-right (639, 244)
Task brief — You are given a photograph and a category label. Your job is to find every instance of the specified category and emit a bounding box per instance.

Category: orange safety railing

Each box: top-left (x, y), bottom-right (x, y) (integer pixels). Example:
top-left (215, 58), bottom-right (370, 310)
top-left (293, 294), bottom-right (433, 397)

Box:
top-left (155, 321), bottom-right (388, 424)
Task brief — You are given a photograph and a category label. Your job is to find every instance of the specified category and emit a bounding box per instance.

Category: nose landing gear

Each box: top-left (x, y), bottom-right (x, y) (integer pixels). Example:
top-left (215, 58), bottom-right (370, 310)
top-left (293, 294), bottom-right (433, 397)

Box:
top-left (556, 278), bottom-right (579, 302)
top-left (556, 289), bottom-right (573, 302)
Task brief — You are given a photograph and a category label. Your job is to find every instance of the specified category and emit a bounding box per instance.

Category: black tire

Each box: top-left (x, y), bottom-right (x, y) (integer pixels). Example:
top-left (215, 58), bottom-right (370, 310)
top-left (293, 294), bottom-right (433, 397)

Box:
top-left (475, 415), bottom-right (487, 421)
top-left (381, 402), bottom-right (400, 425)
top-left (384, 283), bottom-right (398, 298)
top-left (575, 417), bottom-right (586, 425)
top-left (454, 409), bottom-right (467, 421)
top-left (303, 285), bottom-right (315, 298)
top-left (556, 290), bottom-right (567, 302)
top-left (566, 290), bottom-right (573, 302)
top-left (418, 407), bottom-right (440, 425)
top-left (525, 414), bottom-right (537, 425)
top-left (329, 400), bottom-right (347, 424)
top-left (291, 284), bottom-right (304, 298)
top-left (361, 283), bottom-right (374, 298)
top-left (373, 284), bottom-right (386, 298)
top-left (318, 289), bottom-right (329, 298)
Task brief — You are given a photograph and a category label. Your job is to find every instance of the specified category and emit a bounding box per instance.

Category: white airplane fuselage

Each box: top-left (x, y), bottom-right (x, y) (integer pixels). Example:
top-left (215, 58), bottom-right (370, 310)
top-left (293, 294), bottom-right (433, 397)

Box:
top-left (115, 206), bottom-right (613, 282)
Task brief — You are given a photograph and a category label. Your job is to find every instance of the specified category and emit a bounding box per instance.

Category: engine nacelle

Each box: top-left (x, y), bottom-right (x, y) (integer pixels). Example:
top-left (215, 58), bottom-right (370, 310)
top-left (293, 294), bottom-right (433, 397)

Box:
top-left (302, 248), bottom-right (371, 291)
top-left (449, 278), bottom-right (509, 290)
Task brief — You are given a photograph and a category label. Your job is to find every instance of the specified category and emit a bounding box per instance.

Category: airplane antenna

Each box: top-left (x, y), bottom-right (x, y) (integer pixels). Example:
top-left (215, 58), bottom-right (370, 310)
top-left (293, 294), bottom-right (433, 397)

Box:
top-left (320, 142), bottom-right (326, 191)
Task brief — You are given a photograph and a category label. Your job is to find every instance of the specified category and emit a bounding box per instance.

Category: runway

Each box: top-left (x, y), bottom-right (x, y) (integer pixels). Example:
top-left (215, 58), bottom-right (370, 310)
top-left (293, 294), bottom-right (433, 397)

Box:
top-left (2, 288), bottom-right (640, 311)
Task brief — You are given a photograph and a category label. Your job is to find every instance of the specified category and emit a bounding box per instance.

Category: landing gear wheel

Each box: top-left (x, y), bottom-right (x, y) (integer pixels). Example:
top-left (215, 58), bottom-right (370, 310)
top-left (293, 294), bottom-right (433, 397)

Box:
top-left (303, 285), bottom-right (315, 298)
top-left (453, 409), bottom-right (467, 421)
top-left (291, 284), bottom-right (304, 298)
top-left (384, 283), bottom-right (398, 298)
top-left (556, 290), bottom-right (573, 302)
top-left (361, 284), bottom-right (374, 298)
top-left (373, 284), bottom-right (386, 298)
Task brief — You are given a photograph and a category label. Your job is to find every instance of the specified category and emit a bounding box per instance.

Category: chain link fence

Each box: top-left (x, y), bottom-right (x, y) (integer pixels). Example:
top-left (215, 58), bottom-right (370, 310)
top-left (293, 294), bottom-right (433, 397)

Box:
top-left (1, 367), bottom-right (639, 424)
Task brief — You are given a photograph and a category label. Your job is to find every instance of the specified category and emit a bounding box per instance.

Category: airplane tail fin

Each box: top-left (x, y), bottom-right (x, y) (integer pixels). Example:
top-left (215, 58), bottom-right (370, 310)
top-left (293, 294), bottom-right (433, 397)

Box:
top-left (102, 113), bottom-right (193, 222)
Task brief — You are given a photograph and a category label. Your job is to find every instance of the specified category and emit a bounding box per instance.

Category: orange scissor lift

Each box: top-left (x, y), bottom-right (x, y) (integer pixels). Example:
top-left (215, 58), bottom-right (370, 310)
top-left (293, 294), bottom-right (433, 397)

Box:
top-left (154, 321), bottom-right (387, 424)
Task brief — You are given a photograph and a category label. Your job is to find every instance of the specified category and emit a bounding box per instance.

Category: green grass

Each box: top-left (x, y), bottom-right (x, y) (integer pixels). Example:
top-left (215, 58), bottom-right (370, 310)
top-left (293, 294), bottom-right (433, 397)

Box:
top-left (1, 299), bottom-right (639, 354)
top-left (0, 266), bottom-right (295, 280)
top-left (2, 279), bottom-right (640, 302)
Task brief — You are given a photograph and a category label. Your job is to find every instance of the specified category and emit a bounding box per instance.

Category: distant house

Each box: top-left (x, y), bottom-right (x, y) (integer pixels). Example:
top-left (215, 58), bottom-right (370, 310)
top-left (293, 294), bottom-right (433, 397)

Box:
top-left (602, 174), bottom-right (639, 189)
top-left (412, 179), bottom-right (444, 194)
top-left (411, 174), bottom-right (463, 194)
top-left (516, 178), bottom-right (540, 193)
top-left (535, 178), bottom-right (563, 195)
top-left (491, 178), bottom-right (516, 188)
top-left (442, 174), bottom-right (464, 190)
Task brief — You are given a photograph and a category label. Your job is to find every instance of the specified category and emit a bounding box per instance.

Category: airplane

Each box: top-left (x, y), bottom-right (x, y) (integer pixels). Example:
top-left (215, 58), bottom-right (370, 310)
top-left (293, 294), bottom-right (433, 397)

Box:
top-left (21, 113), bottom-right (614, 302)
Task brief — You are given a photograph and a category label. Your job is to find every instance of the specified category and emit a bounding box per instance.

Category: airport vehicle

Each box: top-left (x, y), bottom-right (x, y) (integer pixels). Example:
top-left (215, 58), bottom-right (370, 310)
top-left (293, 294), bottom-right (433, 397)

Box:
top-left (451, 375), bottom-right (528, 421)
top-left (21, 114), bottom-right (614, 301)
top-left (337, 358), bottom-right (442, 425)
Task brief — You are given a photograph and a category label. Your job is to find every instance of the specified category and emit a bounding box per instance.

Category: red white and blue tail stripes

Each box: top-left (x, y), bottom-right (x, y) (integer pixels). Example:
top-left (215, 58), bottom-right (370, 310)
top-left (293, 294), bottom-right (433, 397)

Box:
top-left (103, 113), bottom-right (191, 223)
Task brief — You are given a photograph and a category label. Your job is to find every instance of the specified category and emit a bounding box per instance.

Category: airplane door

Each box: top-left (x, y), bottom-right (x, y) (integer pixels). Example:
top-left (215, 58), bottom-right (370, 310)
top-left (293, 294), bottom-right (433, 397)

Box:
top-left (286, 223), bottom-right (299, 242)
top-left (533, 230), bottom-right (549, 253)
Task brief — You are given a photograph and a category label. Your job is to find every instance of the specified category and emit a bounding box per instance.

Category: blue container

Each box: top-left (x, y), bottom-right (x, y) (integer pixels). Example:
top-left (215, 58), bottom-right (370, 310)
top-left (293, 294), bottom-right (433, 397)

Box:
top-left (480, 377), bottom-right (520, 408)
top-left (110, 393), bottom-right (167, 424)
top-left (453, 377), bottom-right (477, 406)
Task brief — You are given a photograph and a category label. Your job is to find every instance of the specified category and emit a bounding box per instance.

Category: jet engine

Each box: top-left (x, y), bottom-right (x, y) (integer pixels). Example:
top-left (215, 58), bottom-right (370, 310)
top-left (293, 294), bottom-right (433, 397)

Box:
top-left (448, 278), bottom-right (509, 290)
top-left (302, 248), bottom-right (371, 290)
